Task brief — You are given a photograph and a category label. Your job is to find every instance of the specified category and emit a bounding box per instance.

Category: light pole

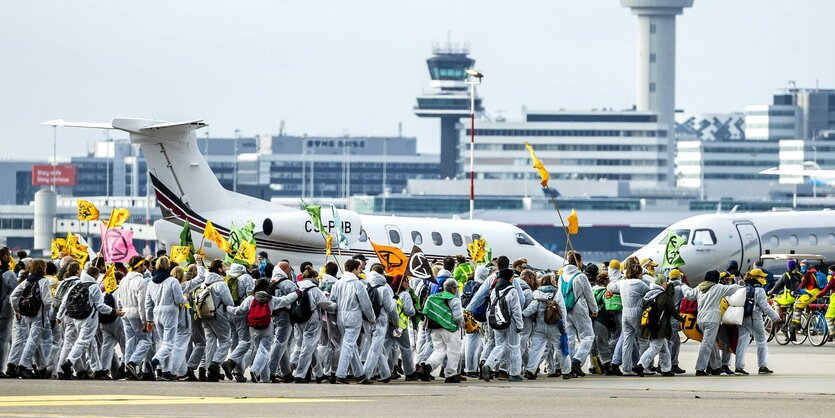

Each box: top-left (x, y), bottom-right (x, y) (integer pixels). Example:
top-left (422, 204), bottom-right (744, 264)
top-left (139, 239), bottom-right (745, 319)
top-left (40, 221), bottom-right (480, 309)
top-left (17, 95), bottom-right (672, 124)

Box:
top-left (382, 137), bottom-right (388, 213)
top-left (233, 129), bottom-right (240, 192)
top-left (465, 68), bottom-right (483, 221)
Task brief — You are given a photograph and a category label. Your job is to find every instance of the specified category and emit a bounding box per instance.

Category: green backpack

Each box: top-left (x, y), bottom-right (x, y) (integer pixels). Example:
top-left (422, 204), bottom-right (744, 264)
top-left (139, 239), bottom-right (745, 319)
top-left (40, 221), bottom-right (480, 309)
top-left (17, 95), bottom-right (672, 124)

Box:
top-left (561, 272), bottom-right (580, 311)
top-left (226, 275), bottom-right (241, 306)
top-left (423, 292), bottom-right (458, 332)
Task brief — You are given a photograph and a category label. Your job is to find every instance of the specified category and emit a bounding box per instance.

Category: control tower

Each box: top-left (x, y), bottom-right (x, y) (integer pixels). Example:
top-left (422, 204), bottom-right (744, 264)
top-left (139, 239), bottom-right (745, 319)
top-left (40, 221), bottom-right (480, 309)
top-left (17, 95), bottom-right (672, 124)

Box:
top-left (622, 0), bottom-right (693, 186)
top-left (414, 43), bottom-right (483, 179)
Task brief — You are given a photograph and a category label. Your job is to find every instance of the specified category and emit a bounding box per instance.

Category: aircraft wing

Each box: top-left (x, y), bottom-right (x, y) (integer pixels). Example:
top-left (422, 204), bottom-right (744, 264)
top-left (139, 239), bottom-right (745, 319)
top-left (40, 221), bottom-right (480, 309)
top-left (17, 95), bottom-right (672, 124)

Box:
top-left (759, 167), bottom-right (835, 178)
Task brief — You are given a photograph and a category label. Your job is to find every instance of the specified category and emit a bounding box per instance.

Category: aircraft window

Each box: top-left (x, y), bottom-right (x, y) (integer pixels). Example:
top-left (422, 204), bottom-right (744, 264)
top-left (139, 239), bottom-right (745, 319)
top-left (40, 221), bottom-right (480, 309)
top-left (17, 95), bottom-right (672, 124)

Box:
top-left (388, 229), bottom-right (401, 244)
top-left (432, 232), bottom-right (443, 246)
top-left (809, 234), bottom-right (818, 246)
top-left (789, 235), bottom-right (799, 247)
top-left (692, 229), bottom-right (716, 246)
top-left (769, 235), bottom-right (779, 247)
top-left (829, 234), bottom-right (835, 245)
top-left (472, 233), bottom-right (482, 241)
top-left (359, 228), bottom-right (368, 242)
top-left (452, 233), bottom-right (464, 247)
top-left (516, 232), bottom-right (535, 246)
top-left (411, 231), bottom-right (423, 245)
top-left (658, 229), bottom-right (690, 245)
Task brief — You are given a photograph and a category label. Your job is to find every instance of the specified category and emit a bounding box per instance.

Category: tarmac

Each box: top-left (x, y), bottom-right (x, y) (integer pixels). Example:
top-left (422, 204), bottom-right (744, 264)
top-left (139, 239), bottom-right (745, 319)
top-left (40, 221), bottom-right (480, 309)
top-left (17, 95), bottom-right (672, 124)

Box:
top-left (1, 341), bottom-right (834, 417)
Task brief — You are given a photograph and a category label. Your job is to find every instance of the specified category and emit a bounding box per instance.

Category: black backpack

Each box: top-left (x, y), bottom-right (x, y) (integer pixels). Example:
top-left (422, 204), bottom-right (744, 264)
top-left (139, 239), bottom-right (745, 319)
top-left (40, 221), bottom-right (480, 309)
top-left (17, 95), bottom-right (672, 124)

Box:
top-left (18, 281), bottom-right (42, 317)
top-left (65, 282), bottom-right (96, 320)
top-left (289, 288), bottom-right (314, 324)
top-left (743, 285), bottom-right (757, 317)
top-left (461, 280), bottom-right (481, 309)
top-left (99, 292), bottom-right (118, 324)
top-left (487, 287), bottom-right (513, 330)
top-left (364, 283), bottom-right (383, 321)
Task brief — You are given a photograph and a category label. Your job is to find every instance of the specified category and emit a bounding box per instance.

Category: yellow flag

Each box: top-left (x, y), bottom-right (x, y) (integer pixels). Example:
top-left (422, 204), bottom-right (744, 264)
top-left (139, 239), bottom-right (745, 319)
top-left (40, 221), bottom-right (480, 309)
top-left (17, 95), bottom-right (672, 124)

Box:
top-left (103, 265), bottom-right (117, 293)
top-left (204, 220), bottom-right (232, 254)
top-left (70, 245), bottom-right (89, 267)
top-left (8, 256), bottom-right (15, 272)
top-left (468, 238), bottom-right (486, 264)
top-left (567, 209), bottom-right (579, 235)
top-left (170, 246), bottom-right (191, 263)
top-left (77, 200), bottom-right (100, 221)
top-left (326, 234), bottom-right (333, 257)
top-left (51, 238), bottom-right (67, 260)
top-left (64, 232), bottom-right (78, 252)
top-left (106, 208), bottom-right (131, 229)
top-left (235, 241), bottom-right (256, 265)
top-left (524, 141), bottom-right (550, 188)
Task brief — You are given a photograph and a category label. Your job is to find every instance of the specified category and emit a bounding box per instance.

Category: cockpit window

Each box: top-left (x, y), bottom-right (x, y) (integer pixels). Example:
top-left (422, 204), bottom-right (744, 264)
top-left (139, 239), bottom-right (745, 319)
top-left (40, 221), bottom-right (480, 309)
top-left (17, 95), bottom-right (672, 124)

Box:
top-left (515, 232), bottom-right (535, 246)
top-left (692, 229), bottom-right (716, 246)
top-left (359, 228), bottom-right (368, 242)
top-left (658, 229), bottom-right (690, 245)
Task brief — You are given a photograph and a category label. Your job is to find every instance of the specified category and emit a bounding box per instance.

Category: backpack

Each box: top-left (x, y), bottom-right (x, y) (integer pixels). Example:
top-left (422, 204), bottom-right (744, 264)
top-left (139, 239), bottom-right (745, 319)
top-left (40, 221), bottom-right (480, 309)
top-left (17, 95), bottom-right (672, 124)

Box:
top-left (289, 289), bottom-right (314, 324)
top-left (423, 292), bottom-right (458, 332)
top-left (561, 272), bottom-right (580, 311)
top-left (815, 272), bottom-right (828, 289)
top-left (364, 283), bottom-right (383, 321)
top-left (226, 275), bottom-right (241, 306)
top-left (408, 287), bottom-right (424, 326)
top-left (248, 299), bottom-right (273, 328)
top-left (65, 282), bottom-right (96, 320)
top-left (743, 285), bottom-right (757, 317)
top-left (194, 282), bottom-right (219, 320)
top-left (18, 281), bottom-right (42, 318)
top-left (461, 280), bottom-right (481, 309)
top-left (268, 277), bottom-right (293, 315)
top-left (99, 292), bottom-right (118, 324)
top-left (537, 291), bottom-right (561, 325)
top-left (487, 287), bottom-right (513, 330)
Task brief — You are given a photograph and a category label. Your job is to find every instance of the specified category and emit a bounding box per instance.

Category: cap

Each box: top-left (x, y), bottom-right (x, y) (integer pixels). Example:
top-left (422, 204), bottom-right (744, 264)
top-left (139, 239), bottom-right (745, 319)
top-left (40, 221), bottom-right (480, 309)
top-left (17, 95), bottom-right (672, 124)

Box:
top-left (352, 254), bottom-right (368, 261)
top-left (748, 269), bottom-right (767, 278)
top-left (641, 258), bottom-right (658, 268)
top-left (258, 251), bottom-right (268, 258)
top-left (668, 269), bottom-right (683, 279)
top-left (609, 259), bottom-right (621, 270)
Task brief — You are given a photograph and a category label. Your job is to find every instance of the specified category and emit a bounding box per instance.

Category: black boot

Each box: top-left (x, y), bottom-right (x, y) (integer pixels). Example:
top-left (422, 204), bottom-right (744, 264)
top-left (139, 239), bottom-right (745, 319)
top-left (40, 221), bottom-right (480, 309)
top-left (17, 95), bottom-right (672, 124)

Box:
top-left (207, 363), bottom-right (221, 382)
top-left (5, 364), bottom-right (18, 378)
top-left (198, 367), bottom-right (207, 382)
top-left (221, 359), bottom-right (235, 380)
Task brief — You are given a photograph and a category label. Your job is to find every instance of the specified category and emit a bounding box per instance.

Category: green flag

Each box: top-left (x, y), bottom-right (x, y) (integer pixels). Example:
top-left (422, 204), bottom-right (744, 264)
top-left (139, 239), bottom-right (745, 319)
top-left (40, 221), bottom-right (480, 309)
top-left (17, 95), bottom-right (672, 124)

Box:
top-left (662, 230), bottom-right (686, 268)
top-left (179, 221), bottom-right (196, 264)
top-left (301, 199), bottom-right (327, 238)
top-left (225, 220), bottom-right (256, 265)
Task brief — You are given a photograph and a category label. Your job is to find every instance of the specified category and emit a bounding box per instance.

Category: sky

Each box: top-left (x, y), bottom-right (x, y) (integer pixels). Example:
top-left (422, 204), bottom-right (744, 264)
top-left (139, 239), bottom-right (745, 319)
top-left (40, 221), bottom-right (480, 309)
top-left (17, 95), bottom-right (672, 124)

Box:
top-left (1, 0), bottom-right (833, 160)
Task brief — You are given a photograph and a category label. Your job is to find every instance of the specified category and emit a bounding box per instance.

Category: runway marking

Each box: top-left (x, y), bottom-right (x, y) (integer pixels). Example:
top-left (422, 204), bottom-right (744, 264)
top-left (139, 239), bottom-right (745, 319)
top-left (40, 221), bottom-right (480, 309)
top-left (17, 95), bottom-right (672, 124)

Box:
top-left (0, 394), bottom-right (368, 407)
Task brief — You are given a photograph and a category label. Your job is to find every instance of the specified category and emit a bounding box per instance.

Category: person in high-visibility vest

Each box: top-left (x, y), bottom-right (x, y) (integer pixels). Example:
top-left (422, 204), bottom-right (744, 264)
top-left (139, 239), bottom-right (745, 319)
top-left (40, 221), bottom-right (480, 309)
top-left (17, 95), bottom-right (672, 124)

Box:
top-left (454, 255), bottom-right (474, 291)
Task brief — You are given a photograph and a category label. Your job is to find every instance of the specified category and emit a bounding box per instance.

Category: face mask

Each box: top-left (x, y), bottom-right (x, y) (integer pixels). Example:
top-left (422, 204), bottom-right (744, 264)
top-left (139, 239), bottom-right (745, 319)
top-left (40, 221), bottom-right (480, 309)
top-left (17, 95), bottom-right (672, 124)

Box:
top-left (801, 266), bottom-right (808, 273)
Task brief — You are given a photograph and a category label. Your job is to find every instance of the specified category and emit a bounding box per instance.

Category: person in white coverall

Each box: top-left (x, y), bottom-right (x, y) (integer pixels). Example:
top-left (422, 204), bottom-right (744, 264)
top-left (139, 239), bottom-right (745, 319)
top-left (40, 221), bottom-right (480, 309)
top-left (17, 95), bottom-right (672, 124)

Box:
top-left (226, 278), bottom-right (301, 383)
top-left (607, 262), bottom-right (649, 375)
top-left (481, 268), bottom-right (524, 382)
top-left (682, 270), bottom-right (742, 375)
top-left (330, 259), bottom-right (375, 384)
top-left (560, 252), bottom-right (598, 377)
top-left (523, 273), bottom-right (569, 380)
top-left (144, 257), bottom-right (185, 380)
top-left (223, 263), bottom-right (255, 381)
top-left (119, 256), bottom-right (151, 380)
top-left (360, 266), bottom-right (399, 384)
top-left (292, 268), bottom-right (336, 383)
top-left (58, 267), bottom-right (123, 378)
top-left (201, 260), bottom-right (235, 382)
top-left (8, 260), bottom-right (53, 378)
top-left (268, 262), bottom-right (298, 382)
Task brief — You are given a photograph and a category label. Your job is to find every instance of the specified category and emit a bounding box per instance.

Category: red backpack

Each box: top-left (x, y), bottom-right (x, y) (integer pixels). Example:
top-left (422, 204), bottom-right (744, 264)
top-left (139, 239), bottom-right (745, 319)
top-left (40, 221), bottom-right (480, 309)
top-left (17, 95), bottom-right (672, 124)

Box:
top-left (247, 299), bottom-right (272, 329)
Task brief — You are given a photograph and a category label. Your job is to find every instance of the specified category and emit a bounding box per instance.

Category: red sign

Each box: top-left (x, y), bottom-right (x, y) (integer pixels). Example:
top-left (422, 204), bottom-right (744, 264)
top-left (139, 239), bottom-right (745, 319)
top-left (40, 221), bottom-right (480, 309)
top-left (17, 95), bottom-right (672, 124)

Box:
top-left (32, 164), bottom-right (77, 186)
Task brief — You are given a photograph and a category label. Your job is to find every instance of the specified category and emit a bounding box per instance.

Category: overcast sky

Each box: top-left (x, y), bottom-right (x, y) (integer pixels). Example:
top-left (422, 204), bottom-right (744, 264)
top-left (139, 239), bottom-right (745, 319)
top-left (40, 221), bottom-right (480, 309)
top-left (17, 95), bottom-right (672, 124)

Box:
top-left (1, 0), bottom-right (832, 160)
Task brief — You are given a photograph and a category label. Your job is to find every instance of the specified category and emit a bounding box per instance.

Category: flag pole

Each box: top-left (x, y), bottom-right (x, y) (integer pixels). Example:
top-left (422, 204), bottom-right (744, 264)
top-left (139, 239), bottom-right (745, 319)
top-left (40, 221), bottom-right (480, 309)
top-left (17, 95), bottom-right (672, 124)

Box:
top-left (546, 192), bottom-right (575, 260)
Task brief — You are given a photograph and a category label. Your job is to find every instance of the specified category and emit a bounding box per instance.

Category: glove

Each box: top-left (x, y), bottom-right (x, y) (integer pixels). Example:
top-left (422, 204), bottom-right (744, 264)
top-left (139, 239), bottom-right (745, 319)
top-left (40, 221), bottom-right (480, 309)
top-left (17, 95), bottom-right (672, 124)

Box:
top-left (557, 320), bottom-right (566, 334)
top-left (516, 328), bottom-right (523, 334)
top-left (295, 290), bottom-right (302, 297)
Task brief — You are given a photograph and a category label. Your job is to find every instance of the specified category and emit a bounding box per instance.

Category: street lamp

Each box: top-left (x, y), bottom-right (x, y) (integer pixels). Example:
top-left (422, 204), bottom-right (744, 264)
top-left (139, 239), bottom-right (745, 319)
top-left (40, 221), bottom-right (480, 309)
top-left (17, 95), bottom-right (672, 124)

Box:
top-left (465, 68), bottom-right (483, 221)
top-left (233, 129), bottom-right (240, 192)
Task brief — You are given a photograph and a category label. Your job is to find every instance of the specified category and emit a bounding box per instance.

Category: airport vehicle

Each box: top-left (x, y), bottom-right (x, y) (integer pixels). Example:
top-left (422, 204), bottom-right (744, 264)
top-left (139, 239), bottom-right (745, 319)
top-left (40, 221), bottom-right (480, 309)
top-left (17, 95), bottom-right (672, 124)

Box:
top-left (45, 118), bottom-right (565, 270)
top-left (631, 211), bottom-right (835, 282)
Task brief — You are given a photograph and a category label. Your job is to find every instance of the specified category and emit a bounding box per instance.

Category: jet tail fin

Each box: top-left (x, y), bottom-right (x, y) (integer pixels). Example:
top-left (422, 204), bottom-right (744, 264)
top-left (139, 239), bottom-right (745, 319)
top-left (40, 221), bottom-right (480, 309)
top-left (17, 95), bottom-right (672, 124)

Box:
top-left (42, 117), bottom-right (254, 215)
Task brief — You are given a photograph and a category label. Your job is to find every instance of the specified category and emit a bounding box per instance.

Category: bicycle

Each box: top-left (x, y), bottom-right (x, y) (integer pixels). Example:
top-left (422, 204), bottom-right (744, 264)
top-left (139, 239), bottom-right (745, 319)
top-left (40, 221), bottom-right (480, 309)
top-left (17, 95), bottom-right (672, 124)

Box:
top-left (773, 302), bottom-right (809, 345)
top-left (807, 301), bottom-right (830, 347)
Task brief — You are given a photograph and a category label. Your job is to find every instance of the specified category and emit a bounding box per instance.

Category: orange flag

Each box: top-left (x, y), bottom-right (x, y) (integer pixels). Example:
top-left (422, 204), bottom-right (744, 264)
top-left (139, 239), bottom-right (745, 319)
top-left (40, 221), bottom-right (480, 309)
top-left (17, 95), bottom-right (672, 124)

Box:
top-left (370, 241), bottom-right (408, 277)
